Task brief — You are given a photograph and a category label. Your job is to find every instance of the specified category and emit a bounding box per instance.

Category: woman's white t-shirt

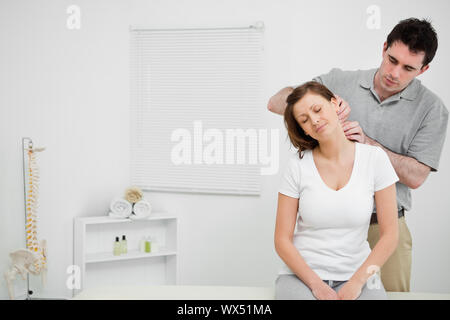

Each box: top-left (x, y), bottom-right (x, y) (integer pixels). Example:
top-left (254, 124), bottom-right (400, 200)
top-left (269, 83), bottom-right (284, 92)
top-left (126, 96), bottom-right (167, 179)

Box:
top-left (278, 142), bottom-right (399, 281)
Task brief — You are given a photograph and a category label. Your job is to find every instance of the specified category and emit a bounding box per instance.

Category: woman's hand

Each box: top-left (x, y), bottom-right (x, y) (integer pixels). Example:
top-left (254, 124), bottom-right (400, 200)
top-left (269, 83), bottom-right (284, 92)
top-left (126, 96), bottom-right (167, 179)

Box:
top-left (310, 281), bottom-right (340, 300)
top-left (337, 279), bottom-right (363, 300)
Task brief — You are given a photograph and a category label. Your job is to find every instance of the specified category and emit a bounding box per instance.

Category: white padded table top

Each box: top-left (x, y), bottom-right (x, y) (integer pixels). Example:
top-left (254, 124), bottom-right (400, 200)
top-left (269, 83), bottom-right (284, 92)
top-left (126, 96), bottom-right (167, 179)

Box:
top-left (72, 285), bottom-right (450, 300)
top-left (386, 291), bottom-right (450, 300)
top-left (73, 285), bottom-right (275, 300)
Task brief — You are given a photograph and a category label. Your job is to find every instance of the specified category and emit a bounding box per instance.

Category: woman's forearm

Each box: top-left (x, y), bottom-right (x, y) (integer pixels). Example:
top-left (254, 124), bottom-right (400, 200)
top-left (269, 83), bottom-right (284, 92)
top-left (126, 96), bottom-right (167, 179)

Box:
top-left (275, 239), bottom-right (323, 288)
top-left (350, 233), bottom-right (398, 286)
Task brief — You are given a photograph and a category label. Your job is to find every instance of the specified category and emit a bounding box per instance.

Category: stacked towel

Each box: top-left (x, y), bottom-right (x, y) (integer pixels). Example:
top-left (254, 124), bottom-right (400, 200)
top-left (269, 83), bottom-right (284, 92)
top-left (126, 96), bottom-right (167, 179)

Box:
top-left (130, 200), bottom-right (152, 220)
top-left (108, 198), bottom-right (132, 219)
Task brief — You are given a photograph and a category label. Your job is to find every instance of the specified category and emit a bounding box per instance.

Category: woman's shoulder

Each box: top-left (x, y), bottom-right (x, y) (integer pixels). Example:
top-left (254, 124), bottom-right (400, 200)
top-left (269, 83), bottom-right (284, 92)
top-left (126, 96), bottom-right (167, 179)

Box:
top-left (286, 149), bottom-right (313, 164)
top-left (356, 142), bottom-right (384, 156)
top-left (356, 143), bottom-right (389, 165)
top-left (284, 150), bottom-right (313, 174)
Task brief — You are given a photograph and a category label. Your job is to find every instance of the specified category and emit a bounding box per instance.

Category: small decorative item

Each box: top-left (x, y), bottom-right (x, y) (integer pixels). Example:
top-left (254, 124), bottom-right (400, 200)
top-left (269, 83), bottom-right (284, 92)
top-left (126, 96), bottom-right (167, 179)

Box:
top-left (124, 186), bottom-right (143, 204)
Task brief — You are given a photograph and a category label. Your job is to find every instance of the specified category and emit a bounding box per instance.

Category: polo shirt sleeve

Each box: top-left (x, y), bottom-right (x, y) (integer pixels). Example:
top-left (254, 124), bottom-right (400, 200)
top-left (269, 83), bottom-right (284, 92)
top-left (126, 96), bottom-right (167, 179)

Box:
top-left (374, 146), bottom-right (399, 192)
top-left (312, 68), bottom-right (343, 93)
top-left (278, 155), bottom-right (301, 199)
top-left (406, 102), bottom-right (449, 172)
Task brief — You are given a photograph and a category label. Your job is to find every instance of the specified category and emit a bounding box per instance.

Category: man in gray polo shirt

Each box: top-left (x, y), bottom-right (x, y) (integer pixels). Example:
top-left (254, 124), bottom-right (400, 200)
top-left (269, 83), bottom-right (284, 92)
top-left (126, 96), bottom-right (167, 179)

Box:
top-left (268, 18), bottom-right (448, 292)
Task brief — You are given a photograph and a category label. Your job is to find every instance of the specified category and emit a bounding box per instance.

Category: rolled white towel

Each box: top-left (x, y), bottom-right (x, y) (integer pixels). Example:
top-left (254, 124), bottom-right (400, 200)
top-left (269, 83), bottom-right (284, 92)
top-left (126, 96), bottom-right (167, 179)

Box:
top-left (130, 200), bottom-right (152, 220)
top-left (108, 211), bottom-right (128, 220)
top-left (109, 198), bottom-right (132, 219)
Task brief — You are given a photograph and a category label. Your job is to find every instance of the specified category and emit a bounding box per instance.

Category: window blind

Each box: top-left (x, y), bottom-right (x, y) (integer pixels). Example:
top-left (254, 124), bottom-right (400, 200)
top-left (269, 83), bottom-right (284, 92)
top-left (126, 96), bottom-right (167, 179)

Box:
top-left (130, 24), bottom-right (264, 195)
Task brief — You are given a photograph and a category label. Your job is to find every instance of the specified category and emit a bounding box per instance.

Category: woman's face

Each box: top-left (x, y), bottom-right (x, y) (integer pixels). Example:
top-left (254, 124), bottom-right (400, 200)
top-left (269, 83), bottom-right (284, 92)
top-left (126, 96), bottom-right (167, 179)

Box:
top-left (292, 92), bottom-right (339, 142)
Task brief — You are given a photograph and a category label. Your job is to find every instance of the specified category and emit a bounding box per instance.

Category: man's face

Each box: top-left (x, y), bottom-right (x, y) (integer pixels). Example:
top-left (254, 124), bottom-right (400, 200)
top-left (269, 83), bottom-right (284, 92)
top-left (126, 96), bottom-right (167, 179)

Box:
top-left (377, 40), bottom-right (429, 94)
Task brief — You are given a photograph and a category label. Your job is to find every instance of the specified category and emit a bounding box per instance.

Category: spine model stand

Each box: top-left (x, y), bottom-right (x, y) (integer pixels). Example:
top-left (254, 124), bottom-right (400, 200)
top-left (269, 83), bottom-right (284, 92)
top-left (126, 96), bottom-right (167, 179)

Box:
top-left (3, 139), bottom-right (47, 300)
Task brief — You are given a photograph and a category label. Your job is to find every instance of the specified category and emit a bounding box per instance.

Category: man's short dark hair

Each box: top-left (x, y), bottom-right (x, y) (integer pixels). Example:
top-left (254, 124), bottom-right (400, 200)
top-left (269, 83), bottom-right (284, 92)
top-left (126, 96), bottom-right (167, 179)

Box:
top-left (387, 18), bottom-right (438, 67)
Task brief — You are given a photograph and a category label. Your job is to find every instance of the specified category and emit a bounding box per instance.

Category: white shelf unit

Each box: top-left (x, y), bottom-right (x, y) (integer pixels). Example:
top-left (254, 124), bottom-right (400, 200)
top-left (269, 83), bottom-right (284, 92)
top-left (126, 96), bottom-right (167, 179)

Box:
top-left (73, 214), bottom-right (178, 297)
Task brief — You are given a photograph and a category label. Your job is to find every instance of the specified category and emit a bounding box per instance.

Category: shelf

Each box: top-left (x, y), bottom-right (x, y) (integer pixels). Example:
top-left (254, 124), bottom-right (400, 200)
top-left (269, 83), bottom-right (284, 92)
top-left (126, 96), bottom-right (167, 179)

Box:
top-left (74, 214), bottom-right (178, 296)
top-left (86, 249), bottom-right (177, 264)
top-left (79, 213), bottom-right (176, 225)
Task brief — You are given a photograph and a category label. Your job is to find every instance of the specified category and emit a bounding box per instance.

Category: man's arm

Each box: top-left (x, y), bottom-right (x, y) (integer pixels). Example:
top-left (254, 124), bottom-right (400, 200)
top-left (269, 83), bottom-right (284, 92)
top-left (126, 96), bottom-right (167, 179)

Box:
top-left (366, 137), bottom-right (431, 190)
top-left (342, 121), bottom-right (431, 189)
top-left (267, 87), bottom-right (294, 115)
top-left (342, 121), bottom-right (432, 189)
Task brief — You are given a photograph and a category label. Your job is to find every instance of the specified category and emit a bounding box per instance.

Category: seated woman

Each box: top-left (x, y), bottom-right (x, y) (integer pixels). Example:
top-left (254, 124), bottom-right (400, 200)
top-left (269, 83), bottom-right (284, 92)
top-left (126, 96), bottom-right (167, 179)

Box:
top-left (274, 81), bottom-right (399, 300)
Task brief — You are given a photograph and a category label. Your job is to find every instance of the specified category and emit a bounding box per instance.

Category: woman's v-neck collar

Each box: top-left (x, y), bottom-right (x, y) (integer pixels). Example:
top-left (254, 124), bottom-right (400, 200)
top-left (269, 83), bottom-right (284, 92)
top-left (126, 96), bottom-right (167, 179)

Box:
top-left (309, 142), bottom-right (359, 192)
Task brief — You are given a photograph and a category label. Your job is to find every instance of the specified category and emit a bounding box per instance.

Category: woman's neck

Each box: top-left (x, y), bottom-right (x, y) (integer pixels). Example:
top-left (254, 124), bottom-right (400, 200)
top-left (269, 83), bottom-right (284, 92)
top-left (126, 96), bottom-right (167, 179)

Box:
top-left (316, 129), bottom-right (354, 161)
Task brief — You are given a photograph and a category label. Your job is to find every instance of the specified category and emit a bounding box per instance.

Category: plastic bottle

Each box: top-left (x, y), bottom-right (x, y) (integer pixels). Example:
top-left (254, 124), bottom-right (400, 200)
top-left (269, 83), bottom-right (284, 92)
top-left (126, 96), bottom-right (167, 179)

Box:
top-left (139, 236), bottom-right (146, 253)
top-left (113, 237), bottom-right (121, 256)
top-left (145, 236), bottom-right (152, 253)
top-left (152, 237), bottom-right (159, 253)
top-left (121, 235), bottom-right (128, 254)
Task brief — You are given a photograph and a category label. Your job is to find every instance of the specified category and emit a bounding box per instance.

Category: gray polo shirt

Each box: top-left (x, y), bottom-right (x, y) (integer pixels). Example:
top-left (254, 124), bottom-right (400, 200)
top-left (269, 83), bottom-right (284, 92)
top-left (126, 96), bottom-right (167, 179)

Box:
top-left (313, 68), bottom-right (448, 212)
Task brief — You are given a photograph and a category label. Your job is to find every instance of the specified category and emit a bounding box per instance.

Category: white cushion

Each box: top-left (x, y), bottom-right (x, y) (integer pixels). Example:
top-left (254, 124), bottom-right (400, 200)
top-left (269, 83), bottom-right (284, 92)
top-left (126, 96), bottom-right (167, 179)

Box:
top-left (72, 285), bottom-right (450, 300)
top-left (386, 291), bottom-right (450, 300)
top-left (72, 285), bottom-right (275, 300)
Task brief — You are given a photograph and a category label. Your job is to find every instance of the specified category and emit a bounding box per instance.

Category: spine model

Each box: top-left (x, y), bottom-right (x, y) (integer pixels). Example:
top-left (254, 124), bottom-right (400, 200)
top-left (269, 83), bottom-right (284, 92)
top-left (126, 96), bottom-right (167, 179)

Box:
top-left (26, 148), bottom-right (47, 276)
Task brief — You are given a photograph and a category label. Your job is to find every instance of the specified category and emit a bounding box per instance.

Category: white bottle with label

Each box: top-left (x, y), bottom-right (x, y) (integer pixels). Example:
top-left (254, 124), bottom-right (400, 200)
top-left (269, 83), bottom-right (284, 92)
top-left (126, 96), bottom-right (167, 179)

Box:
top-left (113, 237), bottom-right (121, 256)
top-left (151, 237), bottom-right (159, 253)
top-left (145, 236), bottom-right (152, 253)
top-left (139, 236), bottom-right (146, 253)
top-left (121, 235), bottom-right (128, 254)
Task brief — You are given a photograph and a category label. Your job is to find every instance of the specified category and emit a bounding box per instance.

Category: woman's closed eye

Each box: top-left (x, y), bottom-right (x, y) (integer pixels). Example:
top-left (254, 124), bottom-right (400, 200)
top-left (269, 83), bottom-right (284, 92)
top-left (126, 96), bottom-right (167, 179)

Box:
top-left (299, 106), bottom-right (321, 123)
top-left (305, 107), bottom-right (322, 122)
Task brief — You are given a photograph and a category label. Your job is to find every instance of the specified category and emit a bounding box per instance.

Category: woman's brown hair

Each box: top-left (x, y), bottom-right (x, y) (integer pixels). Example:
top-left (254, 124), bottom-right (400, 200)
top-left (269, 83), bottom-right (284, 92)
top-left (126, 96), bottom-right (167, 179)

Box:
top-left (284, 81), bottom-right (335, 159)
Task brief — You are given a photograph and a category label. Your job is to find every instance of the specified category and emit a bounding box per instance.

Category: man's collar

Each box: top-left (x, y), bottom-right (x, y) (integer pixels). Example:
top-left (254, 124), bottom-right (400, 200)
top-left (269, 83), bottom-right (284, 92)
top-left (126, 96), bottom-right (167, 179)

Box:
top-left (359, 68), bottom-right (420, 101)
top-left (399, 78), bottom-right (420, 101)
top-left (359, 68), bottom-right (377, 89)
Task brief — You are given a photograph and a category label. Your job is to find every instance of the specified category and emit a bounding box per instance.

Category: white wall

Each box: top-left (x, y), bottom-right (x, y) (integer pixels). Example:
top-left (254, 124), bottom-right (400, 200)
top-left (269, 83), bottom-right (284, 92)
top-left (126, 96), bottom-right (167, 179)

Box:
top-left (0, 0), bottom-right (449, 299)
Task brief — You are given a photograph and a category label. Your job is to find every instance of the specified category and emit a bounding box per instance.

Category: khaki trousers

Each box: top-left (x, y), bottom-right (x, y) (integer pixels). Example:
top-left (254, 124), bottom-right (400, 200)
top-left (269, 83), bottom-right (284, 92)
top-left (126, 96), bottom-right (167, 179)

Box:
top-left (367, 216), bottom-right (412, 292)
